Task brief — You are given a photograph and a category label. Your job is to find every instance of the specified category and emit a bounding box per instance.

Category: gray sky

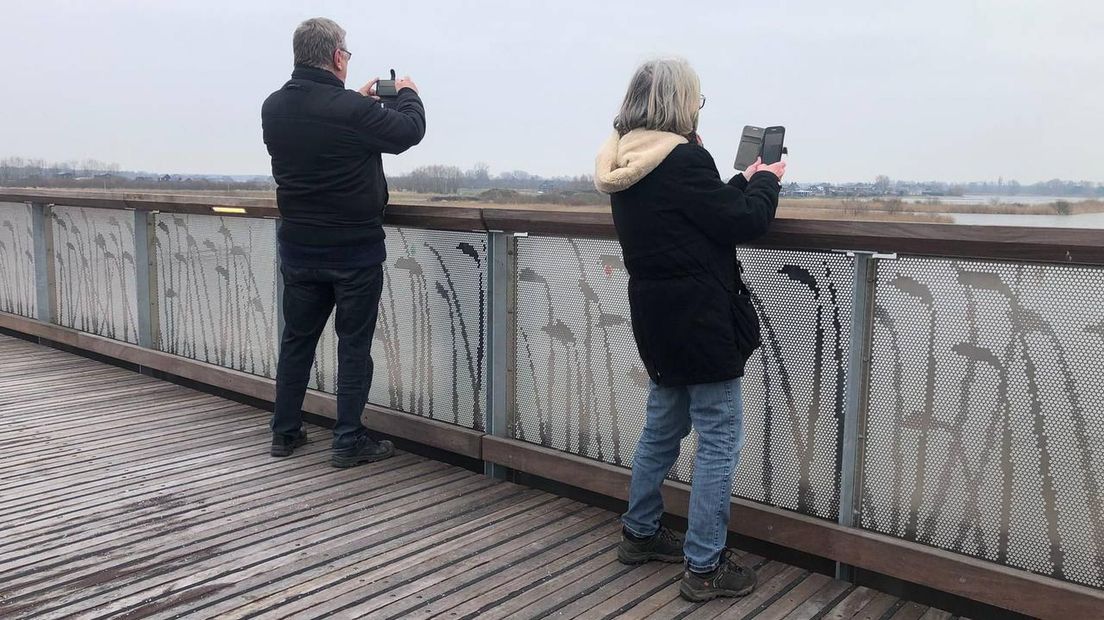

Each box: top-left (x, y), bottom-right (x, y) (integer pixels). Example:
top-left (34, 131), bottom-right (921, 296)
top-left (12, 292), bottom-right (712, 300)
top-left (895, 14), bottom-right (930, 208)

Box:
top-left (3, 0), bottom-right (1101, 183)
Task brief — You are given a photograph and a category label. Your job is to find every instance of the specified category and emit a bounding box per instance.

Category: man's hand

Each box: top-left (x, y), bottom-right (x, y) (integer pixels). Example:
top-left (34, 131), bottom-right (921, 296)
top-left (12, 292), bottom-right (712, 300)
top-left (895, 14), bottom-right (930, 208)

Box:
top-left (395, 76), bottom-right (419, 94)
top-left (357, 78), bottom-right (380, 100)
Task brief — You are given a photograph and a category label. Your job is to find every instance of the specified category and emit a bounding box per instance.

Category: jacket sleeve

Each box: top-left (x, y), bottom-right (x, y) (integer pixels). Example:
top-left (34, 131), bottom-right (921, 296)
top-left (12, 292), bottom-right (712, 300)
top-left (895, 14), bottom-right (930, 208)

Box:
top-left (355, 88), bottom-right (426, 154)
top-left (679, 146), bottom-right (780, 245)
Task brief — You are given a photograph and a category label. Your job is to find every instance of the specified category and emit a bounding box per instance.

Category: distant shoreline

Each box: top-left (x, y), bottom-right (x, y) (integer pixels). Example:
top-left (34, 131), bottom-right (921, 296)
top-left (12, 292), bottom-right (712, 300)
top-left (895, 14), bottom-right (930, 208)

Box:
top-left (5, 187), bottom-right (1103, 225)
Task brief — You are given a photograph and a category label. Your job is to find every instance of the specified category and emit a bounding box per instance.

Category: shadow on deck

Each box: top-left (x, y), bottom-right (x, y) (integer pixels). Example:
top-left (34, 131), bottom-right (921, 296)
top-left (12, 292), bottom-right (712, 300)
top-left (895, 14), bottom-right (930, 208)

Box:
top-left (0, 335), bottom-right (954, 619)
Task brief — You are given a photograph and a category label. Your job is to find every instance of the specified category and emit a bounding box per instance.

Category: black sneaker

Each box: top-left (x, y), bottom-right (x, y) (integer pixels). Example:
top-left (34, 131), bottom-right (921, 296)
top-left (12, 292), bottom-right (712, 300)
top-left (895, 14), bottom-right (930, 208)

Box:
top-left (617, 526), bottom-right (685, 565)
top-left (270, 430), bottom-right (308, 457)
top-left (331, 436), bottom-right (395, 468)
top-left (679, 550), bottom-right (757, 602)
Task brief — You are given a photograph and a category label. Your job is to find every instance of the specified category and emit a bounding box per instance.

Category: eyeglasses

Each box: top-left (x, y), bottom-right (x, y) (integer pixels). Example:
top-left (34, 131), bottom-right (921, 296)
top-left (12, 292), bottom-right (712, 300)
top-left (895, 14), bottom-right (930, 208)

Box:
top-left (699, 95), bottom-right (707, 109)
top-left (339, 48), bottom-right (352, 60)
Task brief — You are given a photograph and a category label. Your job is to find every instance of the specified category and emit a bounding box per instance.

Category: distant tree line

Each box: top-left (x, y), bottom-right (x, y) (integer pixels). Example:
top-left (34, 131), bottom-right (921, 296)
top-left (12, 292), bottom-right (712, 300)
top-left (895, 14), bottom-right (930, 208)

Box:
top-left (0, 157), bottom-right (274, 191)
top-left (387, 162), bottom-right (595, 194)
top-left (870, 174), bottom-right (1104, 198)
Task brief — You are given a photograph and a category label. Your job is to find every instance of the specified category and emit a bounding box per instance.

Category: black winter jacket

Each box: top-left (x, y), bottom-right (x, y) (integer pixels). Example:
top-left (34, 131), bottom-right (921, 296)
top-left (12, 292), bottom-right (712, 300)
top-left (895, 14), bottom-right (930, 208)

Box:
top-left (262, 66), bottom-right (426, 251)
top-left (604, 139), bottom-right (780, 386)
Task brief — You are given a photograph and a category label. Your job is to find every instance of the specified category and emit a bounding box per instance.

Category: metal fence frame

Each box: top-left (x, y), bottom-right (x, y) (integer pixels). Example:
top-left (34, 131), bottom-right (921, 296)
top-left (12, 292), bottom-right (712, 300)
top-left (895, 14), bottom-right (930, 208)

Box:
top-left (2, 192), bottom-right (1103, 618)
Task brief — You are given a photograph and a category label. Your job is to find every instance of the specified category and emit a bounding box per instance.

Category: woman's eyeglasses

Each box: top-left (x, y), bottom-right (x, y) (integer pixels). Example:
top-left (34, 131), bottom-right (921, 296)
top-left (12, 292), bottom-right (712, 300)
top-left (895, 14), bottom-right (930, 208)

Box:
top-left (699, 95), bottom-right (707, 109)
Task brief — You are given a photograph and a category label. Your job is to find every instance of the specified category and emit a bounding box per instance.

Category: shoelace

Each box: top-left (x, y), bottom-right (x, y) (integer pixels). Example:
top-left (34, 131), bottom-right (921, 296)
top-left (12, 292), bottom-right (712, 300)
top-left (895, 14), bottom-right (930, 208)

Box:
top-left (658, 527), bottom-right (681, 548)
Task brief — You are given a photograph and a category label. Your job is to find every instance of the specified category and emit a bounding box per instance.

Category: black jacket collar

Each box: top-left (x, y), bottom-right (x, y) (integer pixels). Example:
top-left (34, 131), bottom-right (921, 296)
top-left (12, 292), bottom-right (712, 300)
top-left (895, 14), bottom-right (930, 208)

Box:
top-left (290, 65), bottom-right (344, 88)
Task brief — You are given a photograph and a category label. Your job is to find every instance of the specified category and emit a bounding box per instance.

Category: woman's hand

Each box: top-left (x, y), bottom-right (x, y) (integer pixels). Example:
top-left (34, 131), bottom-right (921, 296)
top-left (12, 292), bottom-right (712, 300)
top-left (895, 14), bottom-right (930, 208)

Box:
top-left (759, 160), bottom-right (786, 181)
top-left (741, 157), bottom-right (763, 182)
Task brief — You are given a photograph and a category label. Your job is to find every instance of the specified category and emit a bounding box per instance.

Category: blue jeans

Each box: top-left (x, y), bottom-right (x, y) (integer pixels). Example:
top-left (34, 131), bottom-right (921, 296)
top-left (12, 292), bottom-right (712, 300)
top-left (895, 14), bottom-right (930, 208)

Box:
top-left (272, 264), bottom-right (383, 449)
top-left (622, 378), bottom-right (745, 572)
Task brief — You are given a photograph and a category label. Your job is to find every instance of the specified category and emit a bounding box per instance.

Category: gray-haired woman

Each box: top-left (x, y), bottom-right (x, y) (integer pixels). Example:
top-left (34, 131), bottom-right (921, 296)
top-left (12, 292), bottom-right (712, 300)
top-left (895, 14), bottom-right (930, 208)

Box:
top-left (595, 58), bottom-right (784, 602)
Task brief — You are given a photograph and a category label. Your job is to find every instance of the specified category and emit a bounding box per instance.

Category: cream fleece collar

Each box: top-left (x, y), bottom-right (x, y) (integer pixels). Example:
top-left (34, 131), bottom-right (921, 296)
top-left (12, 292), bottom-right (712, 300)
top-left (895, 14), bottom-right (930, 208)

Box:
top-left (594, 129), bottom-right (689, 194)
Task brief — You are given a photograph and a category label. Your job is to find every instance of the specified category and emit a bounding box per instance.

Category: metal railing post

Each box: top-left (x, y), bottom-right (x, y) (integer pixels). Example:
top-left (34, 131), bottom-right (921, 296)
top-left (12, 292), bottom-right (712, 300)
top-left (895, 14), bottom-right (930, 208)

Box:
top-left (134, 210), bottom-right (160, 350)
top-left (484, 231), bottom-right (517, 479)
top-left (30, 202), bottom-right (57, 324)
top-left (274, 220), bottom-right (285, 339)
top-left (836, 251), bottom-right (881, 580)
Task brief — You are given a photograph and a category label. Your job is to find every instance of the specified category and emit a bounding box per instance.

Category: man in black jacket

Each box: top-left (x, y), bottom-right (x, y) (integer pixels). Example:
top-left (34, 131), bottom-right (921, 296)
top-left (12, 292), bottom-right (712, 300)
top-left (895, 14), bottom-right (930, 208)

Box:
top-left (262, 17), bottom-right (425, 467)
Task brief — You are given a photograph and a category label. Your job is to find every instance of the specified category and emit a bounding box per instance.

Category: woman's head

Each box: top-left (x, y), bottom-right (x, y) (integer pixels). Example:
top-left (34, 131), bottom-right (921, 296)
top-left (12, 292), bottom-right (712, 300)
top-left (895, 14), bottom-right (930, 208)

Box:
top-left (614, 58), bottom-right (701, 138)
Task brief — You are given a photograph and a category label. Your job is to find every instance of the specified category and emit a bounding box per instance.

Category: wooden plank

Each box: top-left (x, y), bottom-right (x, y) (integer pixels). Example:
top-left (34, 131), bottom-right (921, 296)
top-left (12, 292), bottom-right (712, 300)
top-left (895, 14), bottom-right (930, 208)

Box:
top-left (0, 312), bottom-right (485, 458)
top-left (3, 461), bottom-right (470, 607)
top-left (917, 608), bottom-right (954, 620)
top-left (2, 456), bottom-right (452, 587)
top-left (853, 592), bottom-right (904, 620)
top-left (889, 601), bottom-right (933, 620)
top-left (21, 477), bottom-right (522, 617)
top-left (780, 579), bottom-right (855, 619)
top-left (680, 562), bottom-right (805, 620)
top-left (0, 408), bottom-right (265, 506)
top-left (571, 561), bottom-right (683, 619)
top-left (142, 488), bottom-right (554, 619)
top-left (751, 573), bottom-right (836, 620)
top-left (337, 508), bottom-right (612, 617)
top-left (452, 534), bottom-right (626, 620)
top-left (482, 436), bottom-right (1104, 619)
top-left (0, 432), bottom-right (341, 556)
top-left (820, 587), bottom-right (882, 620)
top-left (0, 401), bottom-right (251, 475)
top-left (470, 549), bottom-right (627, 617)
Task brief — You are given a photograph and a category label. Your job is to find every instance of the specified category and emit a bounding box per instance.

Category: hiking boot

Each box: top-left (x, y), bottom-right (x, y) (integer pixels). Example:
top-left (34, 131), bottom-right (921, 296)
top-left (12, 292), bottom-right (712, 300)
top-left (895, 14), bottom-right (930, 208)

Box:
top-left (331, 436), bottom-right (395, 468)
top-left (679, 550), bottom-right (757, 602)
top-left (617, 526), bottom-right (685, 565)
top-left (270, 430), bottom-right (308, 457)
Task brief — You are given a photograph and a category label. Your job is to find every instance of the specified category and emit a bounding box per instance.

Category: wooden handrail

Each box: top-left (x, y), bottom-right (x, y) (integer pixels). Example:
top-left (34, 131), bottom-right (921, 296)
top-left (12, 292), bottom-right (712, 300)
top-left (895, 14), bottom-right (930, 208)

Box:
top-left (4, 188), bottom-right (1104, 264)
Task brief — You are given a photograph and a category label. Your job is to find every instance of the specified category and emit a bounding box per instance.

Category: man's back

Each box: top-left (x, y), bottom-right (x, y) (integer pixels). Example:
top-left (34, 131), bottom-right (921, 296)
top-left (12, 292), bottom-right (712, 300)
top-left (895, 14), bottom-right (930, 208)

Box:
top-left (262, 65), bottom-right (425, 250)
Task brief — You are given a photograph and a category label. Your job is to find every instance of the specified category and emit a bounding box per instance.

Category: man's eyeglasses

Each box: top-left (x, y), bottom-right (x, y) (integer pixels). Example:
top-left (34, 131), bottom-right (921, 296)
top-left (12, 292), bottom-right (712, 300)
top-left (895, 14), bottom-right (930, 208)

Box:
top-left (339, 48), bottom-right (352, 60)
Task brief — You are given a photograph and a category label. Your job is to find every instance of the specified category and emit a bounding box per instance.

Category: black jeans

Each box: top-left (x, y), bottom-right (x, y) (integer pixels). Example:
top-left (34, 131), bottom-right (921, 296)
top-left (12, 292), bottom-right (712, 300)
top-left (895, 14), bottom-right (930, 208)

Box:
top-left (272, 263), bottom-right (384, 449)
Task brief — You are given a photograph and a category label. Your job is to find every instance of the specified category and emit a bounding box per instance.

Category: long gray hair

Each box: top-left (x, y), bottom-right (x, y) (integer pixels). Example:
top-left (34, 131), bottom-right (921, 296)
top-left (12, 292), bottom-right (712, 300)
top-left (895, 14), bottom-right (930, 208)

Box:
top-left (613, 58), bottom-right (701, 137)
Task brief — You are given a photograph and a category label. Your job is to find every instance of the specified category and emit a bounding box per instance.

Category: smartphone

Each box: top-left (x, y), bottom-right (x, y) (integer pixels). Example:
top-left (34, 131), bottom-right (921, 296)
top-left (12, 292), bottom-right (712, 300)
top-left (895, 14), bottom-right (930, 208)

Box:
top-left (733, 126), bottom-right (765, 170)
top-left (761, 126), bottom-right (786, 165)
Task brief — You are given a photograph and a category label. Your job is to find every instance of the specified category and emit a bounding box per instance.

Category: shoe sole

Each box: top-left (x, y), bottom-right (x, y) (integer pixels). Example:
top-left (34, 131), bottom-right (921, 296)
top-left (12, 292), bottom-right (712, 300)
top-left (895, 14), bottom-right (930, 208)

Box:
top-left (678, 581), bottom-right (755, 602)
top-left (331, 449), bottom-right (395, 469)
top-left (616, 548), bottom-right (684, 565)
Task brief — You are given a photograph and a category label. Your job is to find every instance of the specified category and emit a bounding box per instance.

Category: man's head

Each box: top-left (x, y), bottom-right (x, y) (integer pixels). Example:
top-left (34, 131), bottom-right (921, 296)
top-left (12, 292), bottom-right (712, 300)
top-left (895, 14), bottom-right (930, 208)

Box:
top-left (293, 17), bottom-right (350, 82)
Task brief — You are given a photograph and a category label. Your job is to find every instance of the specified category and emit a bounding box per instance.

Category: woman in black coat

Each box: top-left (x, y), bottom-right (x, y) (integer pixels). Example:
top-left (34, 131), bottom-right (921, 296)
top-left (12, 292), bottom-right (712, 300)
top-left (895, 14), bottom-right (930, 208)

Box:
top-left (595, 57), bottom-right (784, 602)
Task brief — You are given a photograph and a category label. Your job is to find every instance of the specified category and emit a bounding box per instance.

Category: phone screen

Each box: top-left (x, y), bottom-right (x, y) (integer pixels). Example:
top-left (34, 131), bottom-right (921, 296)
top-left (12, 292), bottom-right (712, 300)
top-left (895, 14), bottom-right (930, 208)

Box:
top-left (761, 131), bottom-right (785, 164)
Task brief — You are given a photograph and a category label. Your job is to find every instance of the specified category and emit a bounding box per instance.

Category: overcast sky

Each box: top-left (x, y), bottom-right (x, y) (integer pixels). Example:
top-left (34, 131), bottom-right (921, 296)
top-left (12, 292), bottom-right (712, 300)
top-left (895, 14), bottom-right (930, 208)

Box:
top-left (3, 0), bottom-right (1101, 183)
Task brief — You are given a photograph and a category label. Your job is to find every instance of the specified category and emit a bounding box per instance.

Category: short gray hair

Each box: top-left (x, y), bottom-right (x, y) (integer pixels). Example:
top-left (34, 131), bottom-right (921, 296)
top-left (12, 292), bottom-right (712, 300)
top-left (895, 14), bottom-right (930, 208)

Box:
top-left (613, 58), bottom-right (701, 137)
top-left (293, 17), bottom-right (346, 70)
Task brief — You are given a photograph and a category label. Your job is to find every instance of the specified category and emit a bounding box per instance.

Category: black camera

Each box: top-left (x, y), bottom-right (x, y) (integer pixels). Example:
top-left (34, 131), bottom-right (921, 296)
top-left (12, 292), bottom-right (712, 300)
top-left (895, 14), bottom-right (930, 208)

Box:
top-left (376, 69), bottom-right (399, 107)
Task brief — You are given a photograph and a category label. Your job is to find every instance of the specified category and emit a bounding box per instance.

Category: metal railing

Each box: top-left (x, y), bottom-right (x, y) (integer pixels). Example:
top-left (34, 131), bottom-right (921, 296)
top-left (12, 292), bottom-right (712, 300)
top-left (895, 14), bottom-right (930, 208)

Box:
top-left (2, 189), bottom-right (1103, 617)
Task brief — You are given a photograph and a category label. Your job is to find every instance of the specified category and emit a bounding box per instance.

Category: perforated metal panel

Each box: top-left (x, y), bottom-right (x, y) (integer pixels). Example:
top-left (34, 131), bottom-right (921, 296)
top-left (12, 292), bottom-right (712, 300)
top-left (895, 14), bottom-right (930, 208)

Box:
top-left (864, 255), bottom-right (1104, 588)
top-left (51, 206), bottom-right (137, 343)
top-left (154, 214), bottom-right (278, 377)
top-left (512, 236), bottom-right (651, 467)
top-left (0, 202), bottom-right (36, 318)
top-left (511, 237), bottom-right (850, 520)
top-left (311, 227), bottom-right (488, 430)
top-left (736, 249), bottom-right (852, 520)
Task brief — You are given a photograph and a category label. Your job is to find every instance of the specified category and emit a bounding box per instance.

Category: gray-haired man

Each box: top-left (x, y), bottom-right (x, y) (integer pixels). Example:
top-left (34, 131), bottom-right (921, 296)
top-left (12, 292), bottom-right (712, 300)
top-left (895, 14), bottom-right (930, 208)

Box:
top-left (262, 17), bottom-right (425, 467)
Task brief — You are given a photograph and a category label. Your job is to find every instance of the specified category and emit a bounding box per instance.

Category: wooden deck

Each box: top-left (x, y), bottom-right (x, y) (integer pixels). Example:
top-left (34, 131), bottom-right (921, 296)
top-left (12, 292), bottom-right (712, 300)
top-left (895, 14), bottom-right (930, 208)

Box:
top-left (0, 334), bottom-right (956, 619)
